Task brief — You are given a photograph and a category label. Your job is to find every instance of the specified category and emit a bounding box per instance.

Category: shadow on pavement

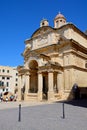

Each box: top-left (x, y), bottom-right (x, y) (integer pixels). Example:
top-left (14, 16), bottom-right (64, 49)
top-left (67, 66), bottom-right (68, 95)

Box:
top-left (56, 99), bottom-right (87, 108)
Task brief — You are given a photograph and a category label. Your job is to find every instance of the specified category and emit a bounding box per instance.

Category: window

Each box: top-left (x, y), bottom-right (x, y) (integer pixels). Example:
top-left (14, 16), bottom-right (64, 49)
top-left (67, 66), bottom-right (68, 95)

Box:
top-left (6, 88), bottom-right (8, 92)
top-left (15, 83), bottom-right (18, 86)
top-left (0, 81), bottom-right (2, 86)
top-left (60, 20), bottom-right (62, 22)
top-left (42, 22), bottom-right (44, 26)
top-left (16, 73), bottom-right (18, 76)
top-left (7, 82), bottom-right (9, 87)
top-left (2, 82), bottom-right (4, 86)
top-left (2, 69), bottom-right (5, 72)
top-left (16, 78), bottom-right (18, 81)
top-left (2, 77), bottom-right (5, 80)
top-left (7, 77), bottom-right (10, 80)
top-left (7, 70), bottom-right (9, 73)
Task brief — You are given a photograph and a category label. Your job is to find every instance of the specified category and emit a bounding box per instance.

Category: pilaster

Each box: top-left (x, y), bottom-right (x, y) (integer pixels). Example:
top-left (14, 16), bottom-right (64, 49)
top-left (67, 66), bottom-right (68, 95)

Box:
top-left (48, 71), bottom-right (54, 101)
top-left (38, 72), bottom-right (43, 101)
top-left (24, 72), bottom-right (30, 101)
top-left (18, 74), bottom-right (22, 101)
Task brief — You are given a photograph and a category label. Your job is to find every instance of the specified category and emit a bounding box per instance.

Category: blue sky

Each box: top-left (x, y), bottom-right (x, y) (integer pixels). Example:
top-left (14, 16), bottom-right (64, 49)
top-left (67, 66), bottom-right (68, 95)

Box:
top-left (0, 0), bottom-right (87, 67)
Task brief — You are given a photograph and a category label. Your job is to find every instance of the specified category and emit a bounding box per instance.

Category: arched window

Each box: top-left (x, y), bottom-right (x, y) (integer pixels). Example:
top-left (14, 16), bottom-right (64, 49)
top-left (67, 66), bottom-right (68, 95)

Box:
top-left (42, 22), bottom-right (44, 26)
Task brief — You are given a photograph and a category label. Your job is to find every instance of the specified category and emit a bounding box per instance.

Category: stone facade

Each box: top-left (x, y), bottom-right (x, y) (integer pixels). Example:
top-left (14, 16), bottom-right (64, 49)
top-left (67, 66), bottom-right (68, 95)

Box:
top-left (17, 13), bottom-right (87, 101)
top-left (0, 66), bottom-right (18, 95)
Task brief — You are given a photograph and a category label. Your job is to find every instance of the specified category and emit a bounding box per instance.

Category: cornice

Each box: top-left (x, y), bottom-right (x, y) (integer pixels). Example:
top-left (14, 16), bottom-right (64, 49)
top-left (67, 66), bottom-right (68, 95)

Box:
top-left (38, 62), bottom-right (63, 72)
top-left (57, 23), bottom-right (87, 40)
top-left (17, 66), bottom-right (29, 74)
top-left (64, 65), bottom-right (87, 72)
top-left (63, 50), bottom-right (87, 60)
top-left (71, 39), bottom-right (87, 54)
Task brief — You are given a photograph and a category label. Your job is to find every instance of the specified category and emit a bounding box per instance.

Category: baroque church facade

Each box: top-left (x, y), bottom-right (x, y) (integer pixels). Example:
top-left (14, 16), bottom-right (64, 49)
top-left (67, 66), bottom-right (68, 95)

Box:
top-left (17, 13), bottom-right (87, 101)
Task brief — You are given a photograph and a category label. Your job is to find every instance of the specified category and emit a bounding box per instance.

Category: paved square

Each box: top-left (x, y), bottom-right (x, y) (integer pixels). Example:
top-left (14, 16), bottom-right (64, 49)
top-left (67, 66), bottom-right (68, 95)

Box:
top-left (0, 100), bottom-right (87, 130)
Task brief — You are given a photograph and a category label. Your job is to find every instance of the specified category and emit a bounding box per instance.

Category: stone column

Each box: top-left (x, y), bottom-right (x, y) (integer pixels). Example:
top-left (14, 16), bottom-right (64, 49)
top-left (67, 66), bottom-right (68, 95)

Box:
top-left (57, 73), bottom-right (63, 91)
top-left (24, 72), bottom-right (30, 101)
top-left (18, 74), bottom-right (22, 101)
top-left (48, 71), bottom-right (54, 101)
top-left (38, 72), bottom-right (43, 101)
top-left (57, 72), bottom-right (63, 94)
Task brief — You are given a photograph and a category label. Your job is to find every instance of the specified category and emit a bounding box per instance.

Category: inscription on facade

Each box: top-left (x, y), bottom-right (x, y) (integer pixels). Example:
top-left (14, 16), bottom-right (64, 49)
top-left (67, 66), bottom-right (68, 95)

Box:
top-left (38, 36), bottom-right (48, 46)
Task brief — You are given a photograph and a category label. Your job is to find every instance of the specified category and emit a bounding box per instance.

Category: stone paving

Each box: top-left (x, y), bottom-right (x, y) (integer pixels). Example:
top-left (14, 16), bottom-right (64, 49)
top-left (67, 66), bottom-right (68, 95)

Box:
top-left (0, 100), bottom-right (87, 130)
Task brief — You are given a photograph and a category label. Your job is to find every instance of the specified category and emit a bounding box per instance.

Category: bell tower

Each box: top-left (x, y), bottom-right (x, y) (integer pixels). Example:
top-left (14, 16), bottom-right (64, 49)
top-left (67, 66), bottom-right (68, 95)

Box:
top-left (54, 12), bottom-right (66, 28)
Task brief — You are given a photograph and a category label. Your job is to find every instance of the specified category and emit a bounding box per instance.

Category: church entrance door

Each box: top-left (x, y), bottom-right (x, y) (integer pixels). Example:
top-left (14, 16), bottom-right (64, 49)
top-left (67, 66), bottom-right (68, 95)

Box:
top-left (42, 73), bottom-right (48, 100)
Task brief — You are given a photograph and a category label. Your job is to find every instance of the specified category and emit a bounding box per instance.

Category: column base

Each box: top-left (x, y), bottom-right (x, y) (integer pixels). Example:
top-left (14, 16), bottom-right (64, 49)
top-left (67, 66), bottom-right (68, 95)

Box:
top-left (38, 92), bottom-right (43, 101)
top-left (48, 91), bottom-right (54, 101)
top-left (17, 94), bottom-right (21, 101)
top-left (17, 97), bottom-right (21, 102)
top-left (24, 93), bottom-right (29, 101)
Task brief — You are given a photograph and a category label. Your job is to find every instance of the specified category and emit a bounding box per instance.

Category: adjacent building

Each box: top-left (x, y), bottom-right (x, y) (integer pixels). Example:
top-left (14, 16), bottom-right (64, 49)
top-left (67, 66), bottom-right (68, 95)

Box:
top-left (17, 12), bottom-right (87, 101)
top-left (0, 66), bottom-right (18, 96)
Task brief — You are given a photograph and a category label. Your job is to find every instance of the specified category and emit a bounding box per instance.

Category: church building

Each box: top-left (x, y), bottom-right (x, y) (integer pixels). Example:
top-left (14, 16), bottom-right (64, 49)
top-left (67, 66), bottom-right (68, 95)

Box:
top-left (17, 12), bottom-right (87, 101)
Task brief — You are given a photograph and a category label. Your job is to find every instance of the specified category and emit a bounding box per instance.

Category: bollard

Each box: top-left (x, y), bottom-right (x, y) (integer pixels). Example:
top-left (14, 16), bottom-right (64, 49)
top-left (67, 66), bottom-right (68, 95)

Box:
top-left (18, 104), bottom-right (21, 122)
top-left (62, 103), bottom-right (65, 119)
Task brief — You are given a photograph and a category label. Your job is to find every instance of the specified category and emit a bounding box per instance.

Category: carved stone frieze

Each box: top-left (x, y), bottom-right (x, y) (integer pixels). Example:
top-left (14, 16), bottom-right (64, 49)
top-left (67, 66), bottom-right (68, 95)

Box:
top-left (36, 35), bottom-right (48, 47)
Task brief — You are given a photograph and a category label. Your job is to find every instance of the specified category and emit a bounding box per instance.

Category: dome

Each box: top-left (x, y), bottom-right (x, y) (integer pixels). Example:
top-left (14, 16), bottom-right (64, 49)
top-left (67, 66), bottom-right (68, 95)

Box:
top-left (40, 18), bottom-right (49, 27)
top-left (40, 18), bottom-right (48, 23)
top-left (54, 12), bottom-right (66, 28)
top-left (54, 12), bottom-right (66, 20)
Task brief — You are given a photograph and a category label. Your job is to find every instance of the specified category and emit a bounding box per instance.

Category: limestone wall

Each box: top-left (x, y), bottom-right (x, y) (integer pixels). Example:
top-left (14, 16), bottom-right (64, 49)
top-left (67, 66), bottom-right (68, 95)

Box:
top-left (70, 29), bottom-right (87, 48)
top-left (63, 53), bottom-right (86, 68)
top-left (74, 69), bottom-right (87, 87)
top-left (31, 33), bottom-right (60, 50)
top-left (58, 26), bottom-right (87, 48)
top-left (75, 55), bottom-right (86, 68)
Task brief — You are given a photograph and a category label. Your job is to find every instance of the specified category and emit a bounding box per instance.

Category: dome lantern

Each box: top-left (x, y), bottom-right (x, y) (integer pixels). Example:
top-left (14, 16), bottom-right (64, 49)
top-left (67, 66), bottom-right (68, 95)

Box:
top-left (40, 18), bottom-right (49, 27)
top-left (54, 12), bottom-right (66, 28)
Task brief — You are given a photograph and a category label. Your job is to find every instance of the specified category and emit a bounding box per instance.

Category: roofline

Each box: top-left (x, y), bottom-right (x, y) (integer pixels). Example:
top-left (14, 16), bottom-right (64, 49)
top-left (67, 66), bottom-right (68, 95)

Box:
top-left (70, 39), bottom-right (87, 52)
top-left (24, 23), bottom-right (87, 44)
top-left (57, 23), bottom-right (87, 40)
top-left (24, 26), bottom-right (56, 43)
top-left (31, 26), bottom-right (55, 38)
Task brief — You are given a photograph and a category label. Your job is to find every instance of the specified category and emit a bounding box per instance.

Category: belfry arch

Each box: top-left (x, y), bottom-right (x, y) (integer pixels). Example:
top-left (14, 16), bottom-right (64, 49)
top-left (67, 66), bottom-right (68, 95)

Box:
top-left (29, 60), bottom-right (38, 93)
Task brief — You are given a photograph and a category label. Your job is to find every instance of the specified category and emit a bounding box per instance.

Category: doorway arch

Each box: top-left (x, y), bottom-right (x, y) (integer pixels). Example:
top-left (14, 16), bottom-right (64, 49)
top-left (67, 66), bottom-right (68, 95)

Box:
top-left (29, 60), bottom-right (38, 93)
